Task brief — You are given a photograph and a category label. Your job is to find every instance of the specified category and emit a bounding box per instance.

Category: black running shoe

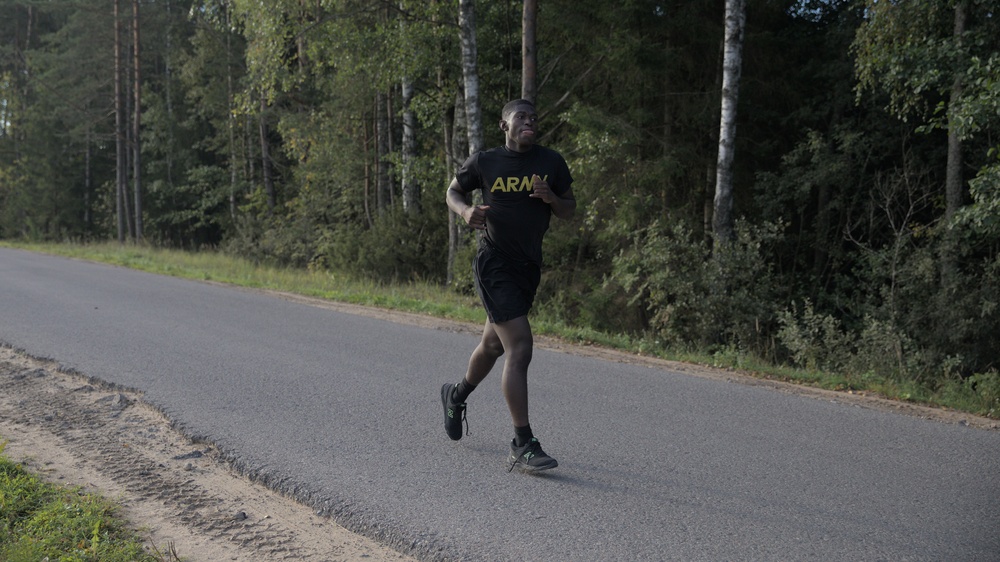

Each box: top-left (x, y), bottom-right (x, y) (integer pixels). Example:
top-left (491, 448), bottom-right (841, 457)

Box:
top-left (508, 437), bottom-right (558, 472)
top-left (441, 383), bottom-right (467, 441)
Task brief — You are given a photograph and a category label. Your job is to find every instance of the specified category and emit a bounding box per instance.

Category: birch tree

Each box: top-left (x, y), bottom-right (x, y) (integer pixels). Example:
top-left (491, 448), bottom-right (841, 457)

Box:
top-left (446, 0), bottom-right (484, 282)
top-left (712, 0), bottom-right (746, 247)
top-left (258, 94), bottom-right (276, 213)
top-left (400, 1), bottom-right (418, 214)
top-left (458, 0), bottom-right (483, 155)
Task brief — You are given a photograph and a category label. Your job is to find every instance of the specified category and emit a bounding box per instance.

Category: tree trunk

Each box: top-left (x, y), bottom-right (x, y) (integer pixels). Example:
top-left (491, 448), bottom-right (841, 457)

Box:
top-left (449, 88), bottom-right (470, 281)
top-left (363, 107), bottom-right (373, 228)
top-left (459, 0), bottom-right (483, 156)
top-left (521, 0), bottom-right (537, 103)
top-left (814, 182), bottom-right (831, 281)
top-left (401, 76), bottom-right (419, 214)
top-left (227, 4), bottom-right (237, 220)
top-left (712, 0), bottom-right (746, 248)
top-left (452, 89), bottom-right (469, 178)
top-left (114, 0), bottom-right (126, 243)
top-left (84, 127), bottom-right (92, 228)
top-left (132, 0), bottom-right (143, 242)
top-left (443, 77), bottom-right (458, 285)
top-left (164, 0), bottom-right (174, 188)
top-left (246, 113), bottom-right (255, 182)
top-left (259, 95), bottom-right (276, 213)
top-left (941, 0), bottom-right (967, 288)
top-left (661, 33), bottom-right (673, 216)
top-left (376, 90), bottom-right (391, 213)
top-left (704, 161), bottom-right (715, 247)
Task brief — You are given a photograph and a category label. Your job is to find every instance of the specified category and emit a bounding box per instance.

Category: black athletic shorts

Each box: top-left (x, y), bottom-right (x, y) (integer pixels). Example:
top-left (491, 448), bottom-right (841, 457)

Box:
top-left (473, 242), bottom-right (541, 324)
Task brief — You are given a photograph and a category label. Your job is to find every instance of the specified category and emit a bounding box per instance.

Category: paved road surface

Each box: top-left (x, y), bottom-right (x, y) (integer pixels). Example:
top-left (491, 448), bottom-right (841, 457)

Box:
top-left (1, 247), bottom-right (998, 561)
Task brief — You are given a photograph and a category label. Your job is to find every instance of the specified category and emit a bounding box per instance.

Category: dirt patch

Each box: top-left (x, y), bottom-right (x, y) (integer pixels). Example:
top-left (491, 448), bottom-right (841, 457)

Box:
top-left (1, 294), bottom-right (995, 561)
top-left (0, 346), bottom-right (415, 561)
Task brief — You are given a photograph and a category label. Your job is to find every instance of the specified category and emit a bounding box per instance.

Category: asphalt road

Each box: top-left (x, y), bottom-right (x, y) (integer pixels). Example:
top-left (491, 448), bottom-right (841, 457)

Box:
top-left (1, 247), bottom-right (998, 561)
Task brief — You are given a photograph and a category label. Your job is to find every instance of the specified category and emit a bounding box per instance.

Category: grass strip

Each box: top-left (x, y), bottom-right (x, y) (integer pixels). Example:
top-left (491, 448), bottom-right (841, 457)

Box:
top-left (0, 441), bottom-right (176, 562)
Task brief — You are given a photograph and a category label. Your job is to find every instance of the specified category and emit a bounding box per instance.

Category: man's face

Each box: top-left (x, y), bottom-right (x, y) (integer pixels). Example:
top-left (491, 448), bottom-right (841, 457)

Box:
top-left (501, 104), bottom-right (538, 152)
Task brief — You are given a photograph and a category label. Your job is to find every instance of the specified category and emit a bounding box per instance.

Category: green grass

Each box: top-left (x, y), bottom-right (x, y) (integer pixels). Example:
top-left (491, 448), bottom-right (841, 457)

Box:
top-left (3, 240), bottom-right (997, 420)
top-left (0, 441), bottom-right (179, 562)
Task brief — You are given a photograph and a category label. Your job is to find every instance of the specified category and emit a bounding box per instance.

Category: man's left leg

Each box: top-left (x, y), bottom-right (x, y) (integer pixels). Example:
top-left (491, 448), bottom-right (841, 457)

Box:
top-left (493, 315), bottom-right (558, 472)
top-left (491, 315), bottom-right (533, 429)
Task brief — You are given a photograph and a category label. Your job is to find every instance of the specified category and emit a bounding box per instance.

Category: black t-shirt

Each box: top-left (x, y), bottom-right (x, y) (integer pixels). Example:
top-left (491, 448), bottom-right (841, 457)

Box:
top-left (455, 145), bottom-right (573, 266)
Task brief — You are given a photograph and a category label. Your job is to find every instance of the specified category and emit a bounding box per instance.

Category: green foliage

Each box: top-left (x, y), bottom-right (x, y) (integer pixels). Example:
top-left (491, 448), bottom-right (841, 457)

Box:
top-left (610, 220), bottom-right (780, 354)
top-left (144, 165), bottom-right (232, 248)
top-left (318, 207), bottom-right (448, 282)
top-left (448, 236), bottom-right (479, 296)
top-left (949, 370), bottom-right (1000, 418)
top-left (959, 158), bottom-right (1000, 238)
top-left (853, 0), bottom-right (961, 122)
top-left (777, 241), bottom-right (1000, 393)
top-left (777, 300), bottom-right (851, 373)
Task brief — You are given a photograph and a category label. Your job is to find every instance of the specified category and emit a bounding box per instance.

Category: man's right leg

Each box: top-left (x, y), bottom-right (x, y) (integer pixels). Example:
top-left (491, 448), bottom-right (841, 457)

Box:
top-left (465, 320), bottom-right (505, 386)
top-left (442, 321), bottom-right (504, 440)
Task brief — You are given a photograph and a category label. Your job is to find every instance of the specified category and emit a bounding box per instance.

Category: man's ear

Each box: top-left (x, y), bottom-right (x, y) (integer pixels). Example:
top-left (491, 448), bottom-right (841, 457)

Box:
top-left (499, 119), bottom-right (508, 131)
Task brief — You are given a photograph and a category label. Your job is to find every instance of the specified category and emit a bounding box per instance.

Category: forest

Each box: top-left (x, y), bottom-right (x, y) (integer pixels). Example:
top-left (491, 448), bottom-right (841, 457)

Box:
top-left (2, 0), bottom-right (998, 408)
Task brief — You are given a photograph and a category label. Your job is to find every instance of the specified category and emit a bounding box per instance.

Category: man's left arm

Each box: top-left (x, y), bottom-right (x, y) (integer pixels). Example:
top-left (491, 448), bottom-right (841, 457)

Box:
top-left (529, 175), bottom-right (576, 220)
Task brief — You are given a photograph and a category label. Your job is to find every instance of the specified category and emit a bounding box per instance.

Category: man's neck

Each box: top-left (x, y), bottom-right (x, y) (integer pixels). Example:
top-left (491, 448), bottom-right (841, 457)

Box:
top-left (504, 141), bottom-right (535, 153)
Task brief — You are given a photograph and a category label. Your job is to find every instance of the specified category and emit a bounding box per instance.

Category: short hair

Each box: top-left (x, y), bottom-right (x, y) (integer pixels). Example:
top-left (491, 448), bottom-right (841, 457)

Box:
top-left (501, 99), bottom-right (536, 120)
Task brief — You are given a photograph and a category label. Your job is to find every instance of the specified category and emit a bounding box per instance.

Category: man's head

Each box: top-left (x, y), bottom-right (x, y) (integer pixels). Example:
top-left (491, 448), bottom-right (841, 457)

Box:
top-left (500, 99), bottom-right (538, 152)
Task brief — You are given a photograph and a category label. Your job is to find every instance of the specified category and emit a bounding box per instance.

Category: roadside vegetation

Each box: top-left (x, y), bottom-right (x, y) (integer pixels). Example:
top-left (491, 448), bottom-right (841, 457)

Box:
top-left (6, 241), bottom-right (997, 421)
top-left (0, 441), bottom-right (180, 562)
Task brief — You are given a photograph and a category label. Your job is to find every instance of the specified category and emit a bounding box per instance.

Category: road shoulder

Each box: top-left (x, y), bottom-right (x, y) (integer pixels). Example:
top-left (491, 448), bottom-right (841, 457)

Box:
top-left (0, 346), bottom-right (415, 561)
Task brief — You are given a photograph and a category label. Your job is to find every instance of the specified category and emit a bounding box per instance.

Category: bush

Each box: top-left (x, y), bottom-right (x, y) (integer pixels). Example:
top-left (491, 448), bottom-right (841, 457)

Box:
top-left (317, 208), bottom-right (448, 282)
top-left (939, 370), bottom-right (1000, 418)
top-left (610, 220), bottom-right (781, 354)
top-left (777, 299), bottom-right (853, 372)
top-left (448, 235), bottom-right (478, 296)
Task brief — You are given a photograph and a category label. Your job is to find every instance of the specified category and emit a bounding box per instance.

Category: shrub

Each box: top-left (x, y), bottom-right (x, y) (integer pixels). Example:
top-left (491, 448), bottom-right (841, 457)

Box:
top-left (317, 208), bottom-right (448, 282)
top-left (777, 299), bottom-right (853, 372)
top-left (610, 220), bottom-right (780, 354)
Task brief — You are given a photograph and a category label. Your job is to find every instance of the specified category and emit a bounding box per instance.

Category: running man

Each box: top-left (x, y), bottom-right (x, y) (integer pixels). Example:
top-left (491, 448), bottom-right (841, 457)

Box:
top-left (442, 98), bottom-right (576, 472)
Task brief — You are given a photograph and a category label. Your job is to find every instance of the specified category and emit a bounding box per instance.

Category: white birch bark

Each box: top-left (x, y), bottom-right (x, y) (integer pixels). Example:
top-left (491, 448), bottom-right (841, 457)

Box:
top-left (459, 0), bottom-right (483, 155)
top-left (713, 0), bottom-right (746, 246)
top-left (401, 77), bottom-right (418, 214)
top-left (400, 1), bottom-right (419, 214)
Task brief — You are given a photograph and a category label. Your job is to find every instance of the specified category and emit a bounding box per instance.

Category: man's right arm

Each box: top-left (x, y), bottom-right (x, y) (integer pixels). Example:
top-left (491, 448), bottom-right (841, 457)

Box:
top-left (447, 179), bottom-right (489, 230)
top-left (446, 179), bottom-right (471, 217)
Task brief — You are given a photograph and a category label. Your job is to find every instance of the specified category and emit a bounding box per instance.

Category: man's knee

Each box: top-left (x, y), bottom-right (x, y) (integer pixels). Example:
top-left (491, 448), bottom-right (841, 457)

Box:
top-left (495, 319), bottom-right (532, 356)
top-left (505, 338), bottom-right (533, 369)
top-left (479, 333), bottom-right (505, 359)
